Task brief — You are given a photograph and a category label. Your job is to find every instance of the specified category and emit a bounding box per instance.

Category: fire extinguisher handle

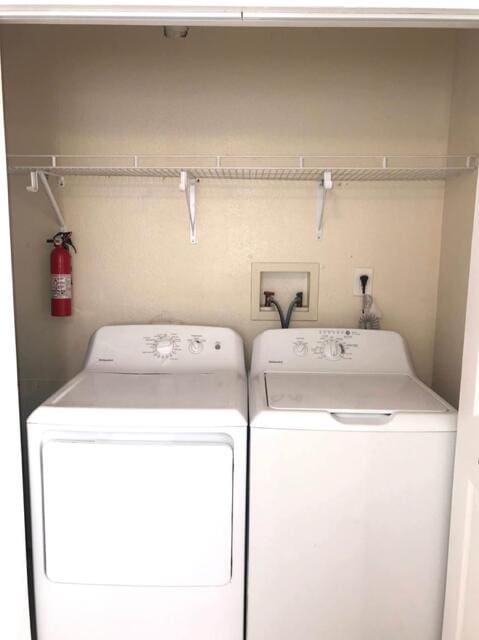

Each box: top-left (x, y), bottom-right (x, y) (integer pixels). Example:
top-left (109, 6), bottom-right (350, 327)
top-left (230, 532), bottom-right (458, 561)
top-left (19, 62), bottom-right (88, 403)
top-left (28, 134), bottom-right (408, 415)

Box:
top-left (65, 235), bottom-right (77, 253)
top-left (46, 231), bottom-right (77, 253)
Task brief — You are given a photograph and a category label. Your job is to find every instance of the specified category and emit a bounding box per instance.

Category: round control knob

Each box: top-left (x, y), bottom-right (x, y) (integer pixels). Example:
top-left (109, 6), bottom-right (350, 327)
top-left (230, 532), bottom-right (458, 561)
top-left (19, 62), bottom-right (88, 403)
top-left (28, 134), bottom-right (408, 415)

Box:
top-left (322, 338), bottom-right (344, 361)
top-left (189, 339), bottom-right (203, 355)
top-left (155, 337), bottom-right (174, 358)
top-left (293, 341), bottom-right (308, 357)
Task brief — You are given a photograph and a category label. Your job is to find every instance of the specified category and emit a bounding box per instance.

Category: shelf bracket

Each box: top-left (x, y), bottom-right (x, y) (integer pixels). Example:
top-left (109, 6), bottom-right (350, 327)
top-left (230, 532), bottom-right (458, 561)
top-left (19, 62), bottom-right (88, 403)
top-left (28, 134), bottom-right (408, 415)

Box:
top-left (179, 170), bottom-right (198, 244)
top-left (27, 170), bottom-right (67, 231)
top-left (316, 170), bottom-right (333, 240)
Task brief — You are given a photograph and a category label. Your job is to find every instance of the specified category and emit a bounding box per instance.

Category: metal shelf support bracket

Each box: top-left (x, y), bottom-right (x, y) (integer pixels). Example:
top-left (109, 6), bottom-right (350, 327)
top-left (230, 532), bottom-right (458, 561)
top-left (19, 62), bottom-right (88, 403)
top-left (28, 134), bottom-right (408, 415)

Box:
top-left (27, 170), bottom-right (67, 231)
top-left (179, 170), bottom-right (198, 244)
top-left (316, 170), bottom-right (333, 240)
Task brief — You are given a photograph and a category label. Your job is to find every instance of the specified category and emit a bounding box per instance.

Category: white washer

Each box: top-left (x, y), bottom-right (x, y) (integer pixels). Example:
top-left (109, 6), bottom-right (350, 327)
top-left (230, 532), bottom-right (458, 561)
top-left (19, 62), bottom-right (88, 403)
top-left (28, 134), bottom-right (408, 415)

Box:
top-left (27, 324), bottom-right (247, 640)
top-left (247, 328), bottom-right (457, 640)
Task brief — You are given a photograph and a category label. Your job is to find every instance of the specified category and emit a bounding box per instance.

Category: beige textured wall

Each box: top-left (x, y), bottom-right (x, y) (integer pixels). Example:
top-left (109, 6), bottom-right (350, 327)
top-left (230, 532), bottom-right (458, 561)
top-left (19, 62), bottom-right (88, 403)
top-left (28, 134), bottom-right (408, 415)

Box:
top-left (2, 26), bottom-right (455, 418)
top-left (433, 31), bottom-right (479, 408)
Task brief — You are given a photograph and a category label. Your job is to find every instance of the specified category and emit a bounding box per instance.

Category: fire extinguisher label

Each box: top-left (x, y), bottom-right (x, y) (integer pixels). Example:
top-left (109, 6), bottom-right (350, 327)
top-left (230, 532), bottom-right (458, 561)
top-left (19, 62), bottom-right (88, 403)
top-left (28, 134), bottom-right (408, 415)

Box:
top-left (51, 274), bottom-right (72, 299)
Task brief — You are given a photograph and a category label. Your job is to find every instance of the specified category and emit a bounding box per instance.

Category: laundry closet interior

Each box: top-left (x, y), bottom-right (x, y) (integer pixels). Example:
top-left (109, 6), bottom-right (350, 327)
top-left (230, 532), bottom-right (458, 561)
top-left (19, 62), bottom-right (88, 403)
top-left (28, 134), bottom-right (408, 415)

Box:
top-left (3, 19), bottom-right (479, 640)
top-left (3, 25), bottom-right (477, 421)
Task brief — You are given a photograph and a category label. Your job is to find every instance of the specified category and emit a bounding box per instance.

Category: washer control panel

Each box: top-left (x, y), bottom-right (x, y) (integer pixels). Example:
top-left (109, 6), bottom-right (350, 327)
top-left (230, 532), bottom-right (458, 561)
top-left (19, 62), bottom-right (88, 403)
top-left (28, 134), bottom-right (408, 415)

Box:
top-left (85, 325), bottom-right (242, 373)
top-left (251, 328), bottom-right (414, 376)
top-left (293, 329), bottom-right (358, 361)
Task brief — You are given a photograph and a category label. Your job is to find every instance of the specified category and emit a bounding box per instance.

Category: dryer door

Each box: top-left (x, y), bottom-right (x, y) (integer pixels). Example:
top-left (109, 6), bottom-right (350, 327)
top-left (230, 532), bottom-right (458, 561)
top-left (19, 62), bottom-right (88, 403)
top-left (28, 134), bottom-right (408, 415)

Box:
top-left (41, 434), bottom-right (233, 586)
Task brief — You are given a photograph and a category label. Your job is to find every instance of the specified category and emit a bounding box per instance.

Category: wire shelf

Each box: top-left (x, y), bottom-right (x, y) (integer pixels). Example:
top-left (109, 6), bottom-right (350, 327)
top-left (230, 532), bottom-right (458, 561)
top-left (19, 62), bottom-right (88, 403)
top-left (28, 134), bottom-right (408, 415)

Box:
top-left (7, 154), bottom-right (477, 181)
top-left (10, 154), bottom-right (477, 244)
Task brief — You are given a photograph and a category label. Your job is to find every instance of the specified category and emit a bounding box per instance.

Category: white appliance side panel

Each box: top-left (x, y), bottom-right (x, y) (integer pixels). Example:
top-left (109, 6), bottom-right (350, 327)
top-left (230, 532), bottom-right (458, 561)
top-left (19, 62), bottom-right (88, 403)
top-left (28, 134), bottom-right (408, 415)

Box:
top-left (247, 428), bottom-right (456, 640)
top-left (42, 438), bottom-right (233, 586)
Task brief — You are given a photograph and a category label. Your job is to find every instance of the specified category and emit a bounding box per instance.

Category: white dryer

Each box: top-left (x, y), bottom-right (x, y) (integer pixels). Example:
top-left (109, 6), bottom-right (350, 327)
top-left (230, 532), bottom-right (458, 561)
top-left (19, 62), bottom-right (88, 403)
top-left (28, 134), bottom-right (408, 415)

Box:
top-left (27, 324), bottom-right (247, 640)
top-left (247, 328), bottom-right (457, 640)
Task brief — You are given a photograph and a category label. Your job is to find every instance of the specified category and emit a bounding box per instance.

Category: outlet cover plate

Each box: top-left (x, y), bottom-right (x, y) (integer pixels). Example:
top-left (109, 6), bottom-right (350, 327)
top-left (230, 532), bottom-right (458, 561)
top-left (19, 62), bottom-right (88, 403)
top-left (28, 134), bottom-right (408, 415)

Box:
top-left (353, 267), bottom-right (374, 296)
top-left (251, 262), bottom-right (319, 321)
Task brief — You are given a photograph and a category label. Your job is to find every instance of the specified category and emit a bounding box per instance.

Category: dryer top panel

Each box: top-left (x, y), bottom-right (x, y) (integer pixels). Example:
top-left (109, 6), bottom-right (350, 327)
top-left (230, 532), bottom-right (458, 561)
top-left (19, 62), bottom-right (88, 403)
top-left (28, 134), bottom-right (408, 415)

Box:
top-left (44, 371), bottom-right (246, 412)
top-left (28, 325), bottom-right (247, 426)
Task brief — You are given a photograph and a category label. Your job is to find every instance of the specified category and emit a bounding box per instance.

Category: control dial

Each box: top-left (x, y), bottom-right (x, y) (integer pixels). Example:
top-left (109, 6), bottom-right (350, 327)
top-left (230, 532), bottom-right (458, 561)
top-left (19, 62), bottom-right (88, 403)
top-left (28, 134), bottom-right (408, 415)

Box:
top-left (145, 333), bottom-right (181, 362)
top-left (322, 338), bottom-right (345, 361)
top-left (188, 339), bottom-right (204, 355)
top-left (293, 341), bottom-right (308, 357)
top-left (155, 337), bottom-right (175, 357)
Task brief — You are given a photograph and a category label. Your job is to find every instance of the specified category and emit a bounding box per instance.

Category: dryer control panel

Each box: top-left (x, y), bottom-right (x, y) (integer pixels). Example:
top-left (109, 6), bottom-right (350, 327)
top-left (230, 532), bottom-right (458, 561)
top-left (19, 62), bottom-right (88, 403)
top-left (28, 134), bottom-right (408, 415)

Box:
top-left (84, 325), bottom-right (245, 373)
top-left (251, 328), bottom-right (415, 376)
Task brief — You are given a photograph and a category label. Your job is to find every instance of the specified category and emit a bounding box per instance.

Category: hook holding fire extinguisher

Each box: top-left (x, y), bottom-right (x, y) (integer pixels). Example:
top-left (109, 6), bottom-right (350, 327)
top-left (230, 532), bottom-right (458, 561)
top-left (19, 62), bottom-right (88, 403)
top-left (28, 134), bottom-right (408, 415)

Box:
top-left (46, 231), bottom-right (77, 317)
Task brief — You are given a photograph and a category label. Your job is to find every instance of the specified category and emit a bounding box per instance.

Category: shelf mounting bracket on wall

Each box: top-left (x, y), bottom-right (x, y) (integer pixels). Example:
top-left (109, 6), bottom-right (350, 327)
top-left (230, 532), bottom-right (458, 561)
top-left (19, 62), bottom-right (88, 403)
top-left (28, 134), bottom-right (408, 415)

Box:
top-left (26, 170), bottom-right (67, 231)
top-left (316, 170), bottom-right (333, 240)
top-left (179, 170), bottom-right (198, 244)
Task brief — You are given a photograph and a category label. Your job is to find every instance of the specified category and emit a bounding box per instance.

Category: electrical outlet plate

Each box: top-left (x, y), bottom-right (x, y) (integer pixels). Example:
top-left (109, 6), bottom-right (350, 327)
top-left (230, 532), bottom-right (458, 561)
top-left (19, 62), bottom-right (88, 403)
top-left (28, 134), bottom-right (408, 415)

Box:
top-left (251, 262), bottom-right (319, 321)
top-left (353, 267), bottom-right (374, 296)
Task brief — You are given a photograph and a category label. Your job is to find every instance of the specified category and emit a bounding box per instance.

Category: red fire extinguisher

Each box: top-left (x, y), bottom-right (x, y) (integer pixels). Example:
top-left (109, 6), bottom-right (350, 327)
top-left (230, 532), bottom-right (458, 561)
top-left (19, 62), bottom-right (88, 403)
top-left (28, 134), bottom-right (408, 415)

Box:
top-left (47, 231), bottom-right (77, 317)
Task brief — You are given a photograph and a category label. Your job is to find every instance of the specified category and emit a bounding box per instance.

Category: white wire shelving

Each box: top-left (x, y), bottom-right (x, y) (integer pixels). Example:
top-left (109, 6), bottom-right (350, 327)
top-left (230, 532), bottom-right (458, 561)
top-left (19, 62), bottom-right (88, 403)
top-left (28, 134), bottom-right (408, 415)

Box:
top-left (8, 154), bottom-right (477, 242)
top-left (8, 153), bottom-right (477, 180)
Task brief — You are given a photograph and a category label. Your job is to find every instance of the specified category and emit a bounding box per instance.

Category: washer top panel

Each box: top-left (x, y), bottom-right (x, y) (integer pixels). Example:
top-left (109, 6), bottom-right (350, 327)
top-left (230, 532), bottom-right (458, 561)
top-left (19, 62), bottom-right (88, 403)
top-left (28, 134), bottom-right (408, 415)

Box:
top-left (265, 372), bottom-right (449, 414)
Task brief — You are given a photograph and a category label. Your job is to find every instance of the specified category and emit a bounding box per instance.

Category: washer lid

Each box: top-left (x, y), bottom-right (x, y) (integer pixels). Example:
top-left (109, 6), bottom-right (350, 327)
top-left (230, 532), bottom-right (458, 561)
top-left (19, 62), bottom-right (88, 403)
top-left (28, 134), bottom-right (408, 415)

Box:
top-left (265, 372), bottom-right (449, 414)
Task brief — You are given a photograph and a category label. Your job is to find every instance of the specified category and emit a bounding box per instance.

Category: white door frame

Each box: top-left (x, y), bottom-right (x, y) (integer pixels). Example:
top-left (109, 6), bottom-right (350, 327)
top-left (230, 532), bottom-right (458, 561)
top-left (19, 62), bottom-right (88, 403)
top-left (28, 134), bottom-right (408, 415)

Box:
top-left (0, 53), bottom-right (31, 640)
top-left (441, 177), bottom-right (479, 637)
top-left (2, 4), bottom-right (479, 640)
top-left (1, 2), bottom-right (479, 28)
